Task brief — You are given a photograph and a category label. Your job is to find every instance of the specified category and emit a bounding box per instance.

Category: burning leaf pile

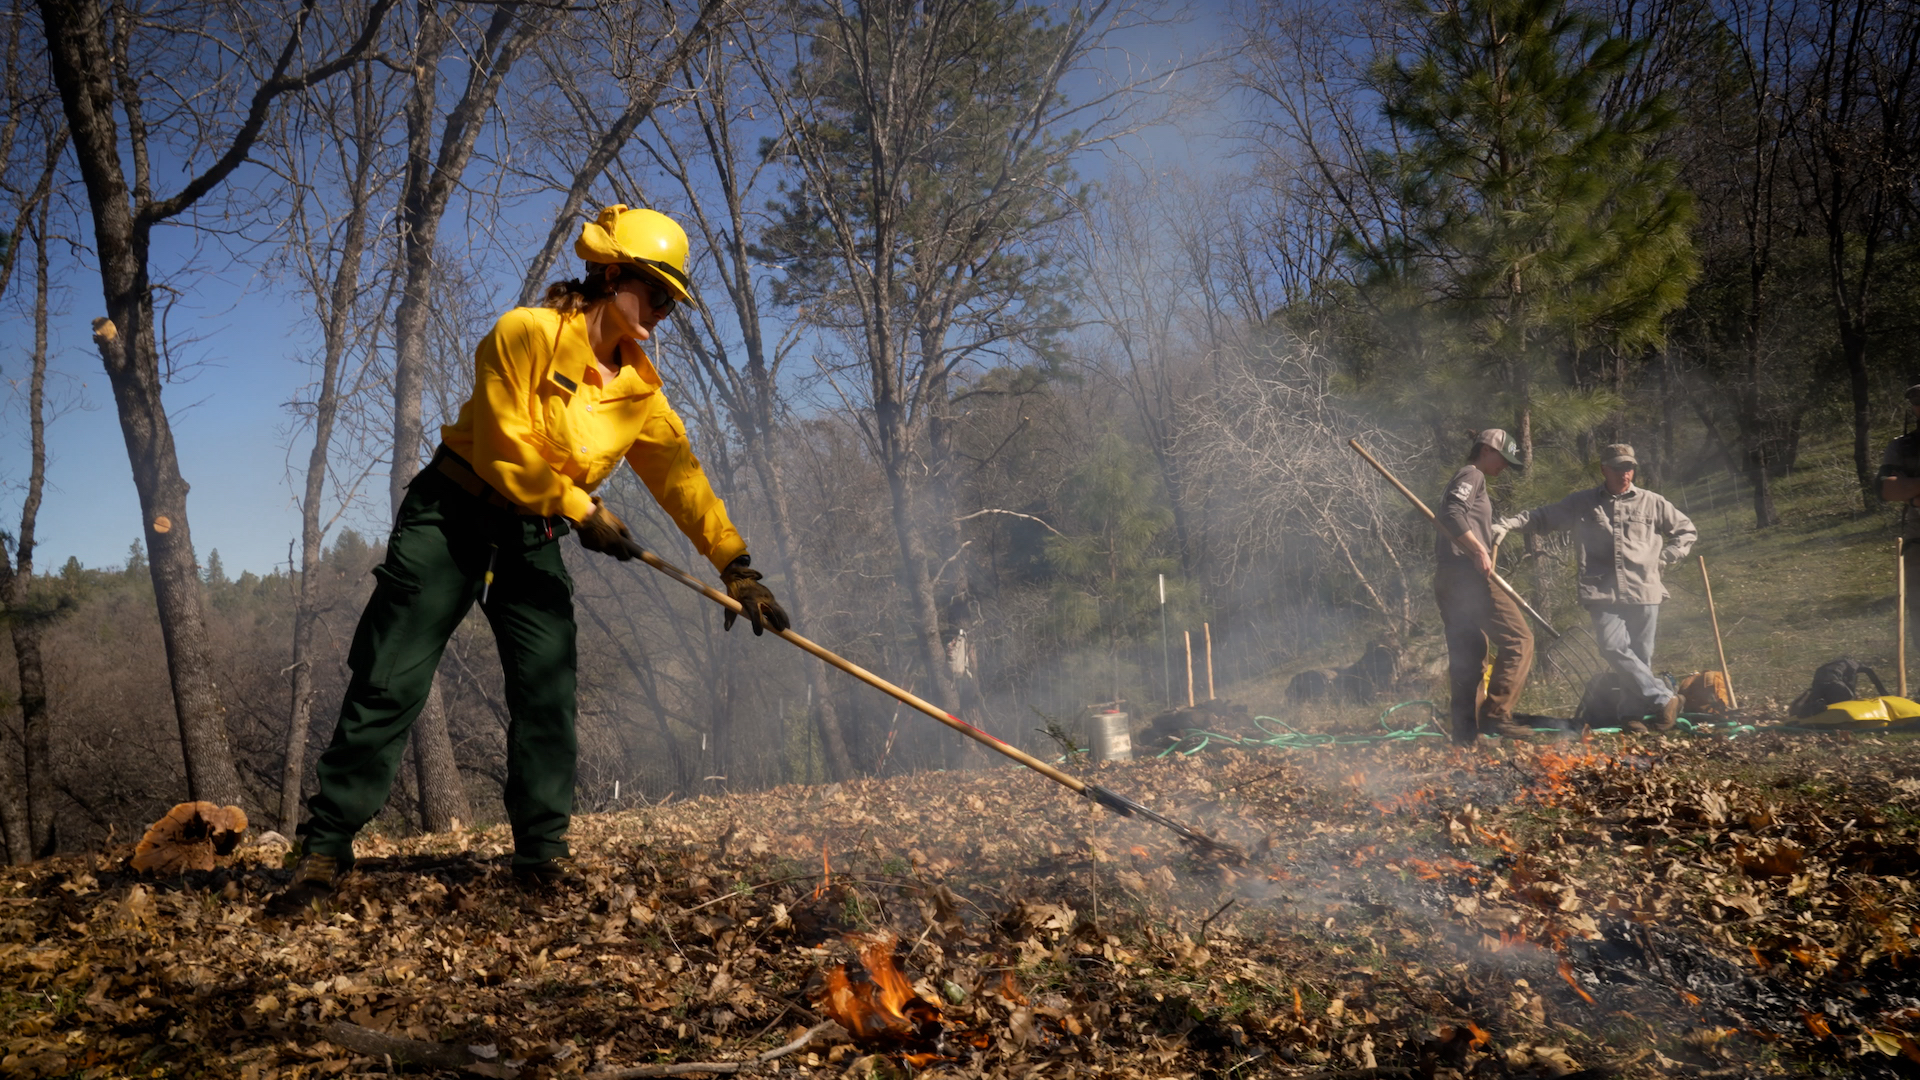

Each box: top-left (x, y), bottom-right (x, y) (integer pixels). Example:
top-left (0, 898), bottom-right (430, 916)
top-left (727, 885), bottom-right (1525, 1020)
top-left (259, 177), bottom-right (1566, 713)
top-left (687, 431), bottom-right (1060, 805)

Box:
top-left (4, 729), bottom-right (1920, 1077)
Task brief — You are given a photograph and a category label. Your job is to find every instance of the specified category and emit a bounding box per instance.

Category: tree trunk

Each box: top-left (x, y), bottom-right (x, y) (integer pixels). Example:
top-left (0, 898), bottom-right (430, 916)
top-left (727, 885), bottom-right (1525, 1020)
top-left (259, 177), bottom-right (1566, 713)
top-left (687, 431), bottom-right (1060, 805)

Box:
top-left (881, 438), bottom-right (962, 770)
top-left (1740, 371), bottom-right (1781, 529)
top-left (40, 0), bottom-right (245, 809)
top-left (0, 172), bottom-right (57, 862)
top-left (85, 317), bottom-right (246, 806)
top-left (282, 617), bottom-right (315, 832)
top-left (1845, 323), bottom-right (1873, 510)
top-left (388, 0), bottom-right (545, 830)
top-left (285, 61), bottom-right (380, 831)
top-left (412, 682), bottom-right (466, 830)
top-left (43, 0), bottom-right (397, 818)
top-left (744, 440), bottom-right (856, 779)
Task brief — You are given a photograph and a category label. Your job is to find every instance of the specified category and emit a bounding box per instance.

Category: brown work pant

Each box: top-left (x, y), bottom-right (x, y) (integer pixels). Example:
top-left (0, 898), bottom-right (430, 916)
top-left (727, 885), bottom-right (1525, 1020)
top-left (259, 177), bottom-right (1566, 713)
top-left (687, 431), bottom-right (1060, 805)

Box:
top-left (1435, 569), bottom-right (1535, 744)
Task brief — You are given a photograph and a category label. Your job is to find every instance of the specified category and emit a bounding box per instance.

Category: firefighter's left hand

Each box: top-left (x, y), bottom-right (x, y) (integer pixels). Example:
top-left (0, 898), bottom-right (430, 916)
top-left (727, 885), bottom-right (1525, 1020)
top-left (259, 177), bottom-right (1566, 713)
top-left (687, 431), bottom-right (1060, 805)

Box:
top-left (721, 555), bottom-right (790, 636)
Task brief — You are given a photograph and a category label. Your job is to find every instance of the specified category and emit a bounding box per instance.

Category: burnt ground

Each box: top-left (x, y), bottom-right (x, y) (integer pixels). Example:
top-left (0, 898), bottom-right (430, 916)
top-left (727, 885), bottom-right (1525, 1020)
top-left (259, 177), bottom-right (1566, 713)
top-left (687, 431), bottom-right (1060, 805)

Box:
top-left (6, 725), bottom-right (1920, 1078)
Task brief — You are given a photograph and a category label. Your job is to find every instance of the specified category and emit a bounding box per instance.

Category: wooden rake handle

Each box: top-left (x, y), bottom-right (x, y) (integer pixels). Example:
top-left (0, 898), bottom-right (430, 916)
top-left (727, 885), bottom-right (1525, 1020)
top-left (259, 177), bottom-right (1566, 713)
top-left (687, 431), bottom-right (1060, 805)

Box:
top-left (611, 539), bottom-right (1244, 859)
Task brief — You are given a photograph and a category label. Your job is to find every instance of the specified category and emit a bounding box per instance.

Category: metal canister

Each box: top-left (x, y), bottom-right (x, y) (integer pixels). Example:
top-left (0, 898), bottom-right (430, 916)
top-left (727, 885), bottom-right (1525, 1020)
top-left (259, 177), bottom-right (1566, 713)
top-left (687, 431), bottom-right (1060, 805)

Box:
top-left (1090, 710), bottom-right (1132, 762)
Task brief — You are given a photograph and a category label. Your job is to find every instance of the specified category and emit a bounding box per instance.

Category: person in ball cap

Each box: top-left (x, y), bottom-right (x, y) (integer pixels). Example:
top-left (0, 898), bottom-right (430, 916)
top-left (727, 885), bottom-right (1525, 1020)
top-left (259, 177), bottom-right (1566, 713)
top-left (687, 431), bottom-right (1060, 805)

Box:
top-left (1434, 428), bottom-right (1536, 746)
top-left (272, 206), bottom-right (788, 913)
top-left (1493, 443), bottom-right (1696, 732)
top-left (1877, 384), bottom-right (1920, 566)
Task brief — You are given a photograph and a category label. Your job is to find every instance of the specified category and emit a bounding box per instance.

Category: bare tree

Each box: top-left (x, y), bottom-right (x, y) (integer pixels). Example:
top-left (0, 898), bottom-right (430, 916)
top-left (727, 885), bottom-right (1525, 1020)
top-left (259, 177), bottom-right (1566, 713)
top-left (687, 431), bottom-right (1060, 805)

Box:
top-left (640, 17), bottom-right (860, 778)
top-left (37, 0), bottom-right (396, 807)
top-left (1178, 332), bottom-right (1423, 634)
top-left (270, 54), bottom-right (400, 830)
top-left (511, 0), bottom-right (732, 307)
top-left (385, 0), bottom-right (556, 831)
top-left (748, 0), bottom-right (1173, 765)
top-left (1065, 174), bottom-right (1225, 589)
top-left (0, 123), bottom-right (65, 862)
top-left (1785, 0), bottom-right (1920, 506)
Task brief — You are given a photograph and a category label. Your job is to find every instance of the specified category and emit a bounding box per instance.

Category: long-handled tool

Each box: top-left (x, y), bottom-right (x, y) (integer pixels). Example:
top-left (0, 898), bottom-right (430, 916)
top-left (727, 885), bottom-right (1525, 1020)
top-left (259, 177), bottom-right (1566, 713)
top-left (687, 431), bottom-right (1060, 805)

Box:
top-left (1347, 439), bottom-right (1561, 639)
top-left (614, 538), bottom-right (1244, 861)
top-left (1698, 555), bottom-right (1738, 709)
top-left (1901, 540), bottom-right (1909, 698)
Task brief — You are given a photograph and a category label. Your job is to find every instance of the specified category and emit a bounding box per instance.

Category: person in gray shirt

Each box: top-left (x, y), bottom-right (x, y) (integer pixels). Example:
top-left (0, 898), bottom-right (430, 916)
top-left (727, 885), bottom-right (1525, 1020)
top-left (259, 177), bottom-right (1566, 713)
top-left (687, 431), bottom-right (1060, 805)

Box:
top-left (1435, 429), bottom-right (1535, 745)
top-left (1493, 443), bottom-right (1697, 731)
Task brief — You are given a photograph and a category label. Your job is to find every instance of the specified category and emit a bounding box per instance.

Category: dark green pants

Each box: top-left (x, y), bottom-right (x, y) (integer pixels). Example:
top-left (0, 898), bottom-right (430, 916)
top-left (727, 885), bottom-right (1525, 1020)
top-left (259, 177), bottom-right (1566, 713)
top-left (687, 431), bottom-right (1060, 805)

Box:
top-left (298, 467), bottom-right (577, 867)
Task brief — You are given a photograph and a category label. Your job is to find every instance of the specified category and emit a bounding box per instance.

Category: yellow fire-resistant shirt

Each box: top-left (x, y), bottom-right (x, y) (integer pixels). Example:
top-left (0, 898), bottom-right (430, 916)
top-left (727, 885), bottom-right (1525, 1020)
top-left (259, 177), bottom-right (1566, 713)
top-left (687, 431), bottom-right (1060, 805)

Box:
top-left (441, 306), bottom-right (747, 572)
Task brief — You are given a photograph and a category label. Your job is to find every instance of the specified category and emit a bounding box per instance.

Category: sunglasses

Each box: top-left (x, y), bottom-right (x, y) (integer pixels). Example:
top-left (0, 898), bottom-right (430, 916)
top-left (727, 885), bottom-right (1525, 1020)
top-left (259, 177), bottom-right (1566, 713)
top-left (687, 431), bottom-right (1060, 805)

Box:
top-left (617, 271), bottom-right (677, 317)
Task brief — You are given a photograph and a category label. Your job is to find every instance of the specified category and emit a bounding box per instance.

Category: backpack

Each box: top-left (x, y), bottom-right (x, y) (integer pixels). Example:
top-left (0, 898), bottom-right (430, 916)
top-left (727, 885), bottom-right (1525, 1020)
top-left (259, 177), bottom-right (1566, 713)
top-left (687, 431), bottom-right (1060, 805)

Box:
top-left (1574, 671), bottom-right (1650, 728)
top-left (1789, 657), bottom-right (1888, 719)
top-left (1677, 671), bottom-right (1732, 715)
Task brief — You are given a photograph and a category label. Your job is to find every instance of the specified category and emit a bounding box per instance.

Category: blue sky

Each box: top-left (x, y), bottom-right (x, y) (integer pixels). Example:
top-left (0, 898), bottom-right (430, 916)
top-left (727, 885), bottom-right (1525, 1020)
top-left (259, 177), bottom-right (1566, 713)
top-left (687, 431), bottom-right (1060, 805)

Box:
top-left (1, 0), bottom-right (1239, 579)
top-left (3, 253), bottom-right (354, 579)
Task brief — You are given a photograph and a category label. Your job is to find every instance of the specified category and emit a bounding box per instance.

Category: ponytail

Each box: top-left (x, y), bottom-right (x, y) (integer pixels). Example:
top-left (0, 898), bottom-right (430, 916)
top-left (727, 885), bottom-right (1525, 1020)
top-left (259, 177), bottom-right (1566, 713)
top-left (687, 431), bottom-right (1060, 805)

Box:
top-left (541, 261), bottom-right (627, 314)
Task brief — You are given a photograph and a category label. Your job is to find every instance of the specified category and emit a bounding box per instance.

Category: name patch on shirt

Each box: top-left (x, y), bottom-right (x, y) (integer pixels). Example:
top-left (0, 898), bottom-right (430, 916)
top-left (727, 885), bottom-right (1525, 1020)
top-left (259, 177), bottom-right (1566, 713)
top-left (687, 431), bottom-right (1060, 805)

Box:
top-left (553, 372), bottom-right (578, 392)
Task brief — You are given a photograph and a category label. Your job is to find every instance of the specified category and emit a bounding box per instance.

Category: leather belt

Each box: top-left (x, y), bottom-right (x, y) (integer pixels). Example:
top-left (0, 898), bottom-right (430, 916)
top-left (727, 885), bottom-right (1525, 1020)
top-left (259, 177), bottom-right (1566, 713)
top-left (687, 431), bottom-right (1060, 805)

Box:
top-left (431, 445), bottom-right (532, 515)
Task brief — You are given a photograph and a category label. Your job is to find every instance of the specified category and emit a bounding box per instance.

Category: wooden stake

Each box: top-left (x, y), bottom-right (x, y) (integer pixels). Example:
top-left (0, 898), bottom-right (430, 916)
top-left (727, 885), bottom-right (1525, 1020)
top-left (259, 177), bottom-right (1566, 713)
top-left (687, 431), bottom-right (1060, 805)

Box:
top-left (1901, 539), bottom-right (1908, 698)
top-left (1184, 631), bottom-right (1195, 708)
top-left (1699, 555), bottom-right (1738, 709)
top-left (1204, 622), bottom-right (1215, 701)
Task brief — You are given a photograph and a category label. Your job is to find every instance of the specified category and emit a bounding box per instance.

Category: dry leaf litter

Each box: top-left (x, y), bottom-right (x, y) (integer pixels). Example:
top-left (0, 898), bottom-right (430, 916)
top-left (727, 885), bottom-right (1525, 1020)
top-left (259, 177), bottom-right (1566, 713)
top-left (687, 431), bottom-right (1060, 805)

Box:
top-left (5, 730), bottom-right (1920, 1077)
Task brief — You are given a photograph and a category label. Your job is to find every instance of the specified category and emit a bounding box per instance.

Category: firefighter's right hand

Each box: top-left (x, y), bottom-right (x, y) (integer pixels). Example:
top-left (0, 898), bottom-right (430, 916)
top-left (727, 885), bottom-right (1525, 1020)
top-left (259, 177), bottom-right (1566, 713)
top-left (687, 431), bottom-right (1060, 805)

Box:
top-left (576, 497), bottom-right (635, 560)
top-left (1489, 524), bottom-right (1510, 549)
top-left (1472, 546), bottom-right (1495, 579)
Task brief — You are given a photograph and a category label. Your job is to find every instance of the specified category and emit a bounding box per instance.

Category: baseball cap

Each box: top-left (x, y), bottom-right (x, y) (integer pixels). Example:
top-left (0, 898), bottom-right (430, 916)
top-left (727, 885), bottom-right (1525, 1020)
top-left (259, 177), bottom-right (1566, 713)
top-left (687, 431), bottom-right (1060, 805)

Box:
top-left (1473, 428), bottom-right (1523, 468)
top-left (1601, 443), bottom-right (1638, 468)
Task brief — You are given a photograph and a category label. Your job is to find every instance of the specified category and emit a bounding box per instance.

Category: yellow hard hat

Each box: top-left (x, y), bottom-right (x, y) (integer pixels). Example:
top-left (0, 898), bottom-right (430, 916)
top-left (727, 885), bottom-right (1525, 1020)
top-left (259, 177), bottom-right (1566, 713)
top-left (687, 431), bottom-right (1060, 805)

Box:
top-left (575, 204), bottom-right (694, 304)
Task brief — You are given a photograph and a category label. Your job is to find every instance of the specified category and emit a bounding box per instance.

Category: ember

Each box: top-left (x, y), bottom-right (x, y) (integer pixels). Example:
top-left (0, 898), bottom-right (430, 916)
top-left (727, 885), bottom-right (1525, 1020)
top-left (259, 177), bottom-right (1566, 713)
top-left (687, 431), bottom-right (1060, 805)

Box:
top-left (1527, 740), bottom-right (1613, 804)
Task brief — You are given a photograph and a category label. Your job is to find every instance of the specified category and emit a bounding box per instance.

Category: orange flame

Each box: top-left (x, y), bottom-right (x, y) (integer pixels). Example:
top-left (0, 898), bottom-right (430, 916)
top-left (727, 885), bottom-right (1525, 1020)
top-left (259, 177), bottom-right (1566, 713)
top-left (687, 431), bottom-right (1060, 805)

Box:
top-left (1801, 1009), bottom-right (1832, 1040)
top-left (1466, 1020), bottom-right (1491, 1049)
top-left (1558, 960), bottom-right (1595, 1004)
top-left (1372, 789), bottom-right (1434, 815)
top-left (1408, 857), bottom-right (1474, 880)
top-left (813, 840), bottom-right (831, 900)
top-left (1526, 740), bottom-right (1613, 804)
top-left (812, 933), bottom-right (942, 1042)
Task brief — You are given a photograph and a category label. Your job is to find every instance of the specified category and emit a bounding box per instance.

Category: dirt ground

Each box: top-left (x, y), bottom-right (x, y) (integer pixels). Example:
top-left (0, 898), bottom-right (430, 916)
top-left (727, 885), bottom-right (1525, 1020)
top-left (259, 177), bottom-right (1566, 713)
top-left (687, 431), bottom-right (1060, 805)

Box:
top-left (5, 721), bottom-right (1920, 1078)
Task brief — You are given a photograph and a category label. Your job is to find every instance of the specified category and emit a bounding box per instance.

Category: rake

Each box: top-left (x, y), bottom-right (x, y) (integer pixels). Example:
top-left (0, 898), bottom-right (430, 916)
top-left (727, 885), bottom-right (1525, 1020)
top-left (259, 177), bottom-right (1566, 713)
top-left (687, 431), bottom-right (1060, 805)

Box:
top-left (612, 537), bottom-right (1245, 861)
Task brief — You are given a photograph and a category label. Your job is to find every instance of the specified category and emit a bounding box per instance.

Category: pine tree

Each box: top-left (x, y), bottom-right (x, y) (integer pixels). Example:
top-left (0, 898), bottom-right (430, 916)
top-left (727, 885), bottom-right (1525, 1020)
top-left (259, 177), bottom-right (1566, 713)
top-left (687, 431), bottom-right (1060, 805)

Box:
top-left (1361, 0), bottom-right (1698, 466)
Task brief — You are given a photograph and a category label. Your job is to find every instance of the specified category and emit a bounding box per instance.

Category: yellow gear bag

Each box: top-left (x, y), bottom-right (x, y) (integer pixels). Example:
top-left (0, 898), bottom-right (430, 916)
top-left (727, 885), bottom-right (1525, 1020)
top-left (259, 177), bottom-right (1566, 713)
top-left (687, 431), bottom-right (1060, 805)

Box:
top-left (1804, 696), bottom-right (1920, 730)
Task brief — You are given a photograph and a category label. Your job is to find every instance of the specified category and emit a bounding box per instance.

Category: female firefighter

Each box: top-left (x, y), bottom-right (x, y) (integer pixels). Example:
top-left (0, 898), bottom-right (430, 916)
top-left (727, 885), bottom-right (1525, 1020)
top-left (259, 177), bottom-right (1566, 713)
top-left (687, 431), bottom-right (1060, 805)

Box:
top-left (271, 206), bottom-right (787, 913)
